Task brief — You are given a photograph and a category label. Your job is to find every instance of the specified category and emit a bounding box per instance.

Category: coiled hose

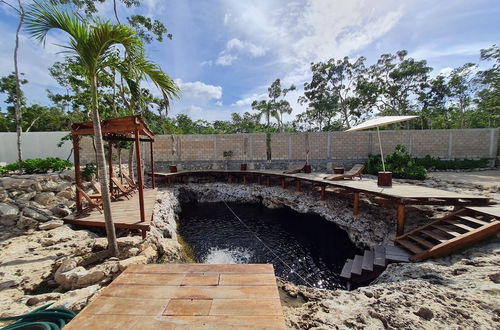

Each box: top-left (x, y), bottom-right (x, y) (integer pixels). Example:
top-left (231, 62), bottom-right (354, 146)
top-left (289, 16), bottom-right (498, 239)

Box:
top-left (0, 303), bottom-right (76, 330)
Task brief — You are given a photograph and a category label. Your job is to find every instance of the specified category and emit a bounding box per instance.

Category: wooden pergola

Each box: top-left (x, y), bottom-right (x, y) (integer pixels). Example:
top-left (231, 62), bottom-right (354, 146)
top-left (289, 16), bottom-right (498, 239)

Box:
top-left (71, 115), bottom-right (156, 223)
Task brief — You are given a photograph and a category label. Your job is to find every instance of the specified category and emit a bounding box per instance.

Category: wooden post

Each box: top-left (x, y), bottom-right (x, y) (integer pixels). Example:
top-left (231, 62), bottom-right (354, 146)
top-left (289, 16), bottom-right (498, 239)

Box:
top-left (281, 178), bottom-right (286, 189)
top-left (108, 140), bottom-right (113, 193)
top-left (257, 175), bottom-right (261, 185)
top-left (135, 129), bottom-right (145, 223)
top-left (150, 141), bottom-right (155, 189)
top-left (320, 185), bottom-right (326, 201)
top-left (73, 135), bottom-right (82, 213)
top-left (243, 175), bottom-right (247, 184)
top-left (353, 192), bottom-right (360, 216)
top-left (397, 204), bottom-right (406, 236)
top-left (295, 180), bottom-right (301, 192)
top-left (266, 176), bottom-right (271, 186)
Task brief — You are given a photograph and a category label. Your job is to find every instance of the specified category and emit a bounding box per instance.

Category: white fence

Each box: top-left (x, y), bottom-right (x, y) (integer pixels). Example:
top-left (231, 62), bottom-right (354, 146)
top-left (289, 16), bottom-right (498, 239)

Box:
top-left (0, 132), bottom-right (72, 164)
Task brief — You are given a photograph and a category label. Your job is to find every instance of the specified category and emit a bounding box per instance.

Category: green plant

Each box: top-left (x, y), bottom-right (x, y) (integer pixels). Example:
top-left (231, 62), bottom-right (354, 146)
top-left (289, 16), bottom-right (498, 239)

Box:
top-left (0, 157), bottom-right (72, 176)
top-left (414, 155), bottom-right (490, 170)
top-left (81, 163), bottom-right (97, 181)
top-left (366, 145), bottom-right (427, 180)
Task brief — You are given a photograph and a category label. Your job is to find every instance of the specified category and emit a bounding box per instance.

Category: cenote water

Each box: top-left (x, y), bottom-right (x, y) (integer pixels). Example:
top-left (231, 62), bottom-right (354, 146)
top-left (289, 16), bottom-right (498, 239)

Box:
top-left (178, 201), bottom-right (360, 290)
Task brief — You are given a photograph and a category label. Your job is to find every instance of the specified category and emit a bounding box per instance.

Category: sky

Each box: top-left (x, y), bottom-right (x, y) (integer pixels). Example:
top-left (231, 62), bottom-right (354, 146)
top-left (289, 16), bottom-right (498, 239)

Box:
top-left (0, 0), bottom-right (499, 122)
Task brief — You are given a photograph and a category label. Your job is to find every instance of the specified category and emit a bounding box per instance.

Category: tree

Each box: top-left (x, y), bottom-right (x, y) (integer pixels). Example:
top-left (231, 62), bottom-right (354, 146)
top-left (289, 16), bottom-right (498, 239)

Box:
top-left (448, 63), bottom-right (477, 128)
top-left (25, 1), bottom-right (179, 256)
top-left (0, 73), bottom-right (28, 132)
top-left (1, 0), bottom-right (26, 161)
top-left (417, 74), bottom-right (451, 129)
top-left (475, 45), bottom-right (499, 128)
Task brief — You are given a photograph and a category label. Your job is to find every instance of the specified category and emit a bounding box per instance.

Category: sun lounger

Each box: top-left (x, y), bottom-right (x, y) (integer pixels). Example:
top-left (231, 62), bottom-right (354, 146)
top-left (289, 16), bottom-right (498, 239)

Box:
top-left (76, 186), bottom-right (103, 214)
top-left (324, 164), bottom-right (365, 181)
top-left (284, 164), bottom-right (309, 174)
top-left (111, 177), bottom-right (134, 199)
top-left (122, 173), bottom-right (138, 191)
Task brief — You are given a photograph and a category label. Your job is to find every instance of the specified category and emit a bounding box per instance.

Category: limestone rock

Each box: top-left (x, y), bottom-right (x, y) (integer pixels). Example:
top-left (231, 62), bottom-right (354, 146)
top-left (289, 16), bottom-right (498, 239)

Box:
top-left (40, 180), bottom-right (60, 192)
top-left (0, 202), bottom-right (19, 223)
top-left (0, 177), bottom-right (41, 191)
top-left (16, 215), bottom-right (39, 229)
top-left (56, 190), bottom-right (75, 200)
top-left (17, 191), bottom-right (37, 201)
top-left (54, 266), bottom-right (105, 289)
top-left (51, 285), bottom-right (101, 312)
top-left (39, 219), bottom-right (64, 230)
top-left (50, 204), bottom-right (72, 218)
top-left (0, 189), bottom-right (7, 202)
top-left (34, 192), bottom-right (56, 206)
top-left (22, 206), bottom-right (53, 222)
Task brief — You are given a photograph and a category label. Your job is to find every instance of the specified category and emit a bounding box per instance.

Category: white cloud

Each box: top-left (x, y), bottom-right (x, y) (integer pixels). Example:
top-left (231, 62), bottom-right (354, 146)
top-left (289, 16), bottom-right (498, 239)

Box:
top-left (232, 92), bottom-right (267, 107)
top-left (175, 79), bottom-right (222, 101)
top-left (411, 43), bottom-right (489, 60)
top-left (215, 38), bottom-right (267, 66)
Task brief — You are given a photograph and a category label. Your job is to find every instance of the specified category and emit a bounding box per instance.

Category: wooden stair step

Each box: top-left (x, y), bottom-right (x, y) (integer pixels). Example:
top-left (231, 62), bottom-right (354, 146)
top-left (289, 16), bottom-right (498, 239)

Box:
top-left (373, 245), bottom-right (386, 267)
top-left (384, 245), bottom-right (412, 257)
top-left (408, 235), bottom-right (436, 249)
top-left (456, 215), bottom-right (489, 226)
top-left (340, 259), bottom-right (353, 279)
top-left (431, 224), bottom-right (461, 237)
top-left (442, 219), bottom-right (476, 232)
top-left (351, 255), bottom-right (364, 276)
top-left (362, 250), bottom-right (374, 272)
top-left (420, 229), bottom-right (447, 242)
top-left (395, 239), bottom-right (425, 254)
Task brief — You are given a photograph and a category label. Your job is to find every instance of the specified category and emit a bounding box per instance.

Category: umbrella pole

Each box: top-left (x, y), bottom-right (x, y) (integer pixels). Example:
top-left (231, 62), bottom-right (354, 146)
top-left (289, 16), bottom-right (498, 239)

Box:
top-left (377, 126), bottom-right (386, 172)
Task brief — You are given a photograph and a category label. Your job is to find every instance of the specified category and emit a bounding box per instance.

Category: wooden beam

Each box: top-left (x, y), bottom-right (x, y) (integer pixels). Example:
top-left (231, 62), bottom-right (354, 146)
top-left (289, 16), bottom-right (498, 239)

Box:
top-left (353, 192), bottom-right (360, 216)
top-left (135, 129), bottom-right (145, 223)
top-left (150, 141), bottom-right (155, 189)
top-left (73, 134), bottom-right (82, 213)
top-left (295, 180), bottom-right (301, 192)
top-left (320, 185), bottom-right (326, 201)
top-left (397, 204), bottom-right (406, 236)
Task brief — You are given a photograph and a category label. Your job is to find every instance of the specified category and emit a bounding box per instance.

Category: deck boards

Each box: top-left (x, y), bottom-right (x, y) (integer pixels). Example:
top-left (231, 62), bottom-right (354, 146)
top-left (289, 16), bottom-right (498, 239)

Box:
top-left (63, 188), bottom-right (158, 231)
top-left (65, 264), bottom-right (286, 330)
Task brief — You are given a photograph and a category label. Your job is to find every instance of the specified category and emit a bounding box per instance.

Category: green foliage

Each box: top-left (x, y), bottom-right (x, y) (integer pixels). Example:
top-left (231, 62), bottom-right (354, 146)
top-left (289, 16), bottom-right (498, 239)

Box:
top-left (414, 156), bottom-right (490, 170)
top-left (366, 145), bottom-right (427, 180)
top-left (81, 163), bottom-right (97, 181)
top-left (0, 157), bottom-right (73, 176)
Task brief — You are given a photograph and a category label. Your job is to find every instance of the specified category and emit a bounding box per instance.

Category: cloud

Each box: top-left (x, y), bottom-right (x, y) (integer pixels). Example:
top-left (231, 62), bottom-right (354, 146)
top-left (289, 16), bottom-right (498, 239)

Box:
top-left (215, 38), bottom-right (267, 66)
top-left (175, 79), bottom-right (222, 101)
top-left (232, 92), bottom-right (267, 107)
top-left (411, 43), bottom-right (489, 60)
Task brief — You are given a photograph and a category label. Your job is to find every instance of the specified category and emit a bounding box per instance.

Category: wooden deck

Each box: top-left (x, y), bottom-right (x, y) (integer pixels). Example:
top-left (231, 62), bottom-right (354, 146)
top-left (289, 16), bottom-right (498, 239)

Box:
top-left (155, 170), bottom-right (491, 235)
top-left (64, 264), bottom-right (286, 330)
top-left (64, 188), bottom-right (158, 234)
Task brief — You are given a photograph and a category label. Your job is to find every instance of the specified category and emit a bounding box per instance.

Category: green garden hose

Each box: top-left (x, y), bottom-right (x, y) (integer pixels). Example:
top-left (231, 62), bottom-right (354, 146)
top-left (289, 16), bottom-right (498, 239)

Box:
top-left (0, 303), bottom-right (76, 330)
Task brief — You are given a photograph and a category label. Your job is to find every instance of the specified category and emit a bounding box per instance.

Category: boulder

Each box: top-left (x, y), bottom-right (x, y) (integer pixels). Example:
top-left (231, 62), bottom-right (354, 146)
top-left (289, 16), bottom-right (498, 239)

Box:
top-left (22, 206), bottom-right (53, 222)
top-left (55, 182), bottom-right (73, 193)
top-left (50, 204), bottom-right (72, 218)
top-left (52, 285), bottom-right (101, 312)
top-left (34, 192), bottom-right (56, 206)
top-left (16, 215), bottom-right (39, 230)
top-left (55, 266), bottom-right (105, 289)
top-left (0, 189), bottom-right (6, 202)
top-left (56, 190), bottom-right (75, 200)
top-left (58, 170), bottom-right (75, 181)
top-left (40, 181), bottom-right (60, 192)
top-left (39, 219), bottom-right (64, 230)
top-left (0, 203), bottom-right (19, 224)
top-left (54, 258), bottom-right (78, 278)
top-left (0, 177), bottom-right (41, 191)
top-left (17, 191), bottom-right (37, 201)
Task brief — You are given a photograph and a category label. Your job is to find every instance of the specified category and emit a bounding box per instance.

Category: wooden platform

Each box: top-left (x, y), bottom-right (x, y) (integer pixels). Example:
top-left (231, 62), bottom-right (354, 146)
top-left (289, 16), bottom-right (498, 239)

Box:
top-left (64, 264), bottom-right (286, 330)
top-left (155, 170), bottom-right (491, 235)
top-left (64, 189), bottom-right (158, 233)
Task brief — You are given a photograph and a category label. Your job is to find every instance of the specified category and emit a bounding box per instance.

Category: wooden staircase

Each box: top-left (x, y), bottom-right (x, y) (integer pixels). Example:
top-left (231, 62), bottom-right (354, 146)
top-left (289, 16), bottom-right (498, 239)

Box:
top-left (395, 206), bottom-right (500, 262)
top-left (340, 244), bottom-right (412, 284)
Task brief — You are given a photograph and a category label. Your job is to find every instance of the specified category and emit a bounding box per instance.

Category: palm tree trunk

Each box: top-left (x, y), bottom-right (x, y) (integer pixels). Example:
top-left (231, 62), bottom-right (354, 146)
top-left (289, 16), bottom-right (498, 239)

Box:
top-left (14, 0), bottom-right (24, 162)
top-left (90, 75), bottom-right (118, 256)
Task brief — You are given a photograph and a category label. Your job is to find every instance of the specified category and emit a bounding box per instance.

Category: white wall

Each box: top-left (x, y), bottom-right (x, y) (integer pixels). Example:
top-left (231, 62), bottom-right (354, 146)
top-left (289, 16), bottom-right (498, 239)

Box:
top-left (0, 132), bottom-right (73, 164)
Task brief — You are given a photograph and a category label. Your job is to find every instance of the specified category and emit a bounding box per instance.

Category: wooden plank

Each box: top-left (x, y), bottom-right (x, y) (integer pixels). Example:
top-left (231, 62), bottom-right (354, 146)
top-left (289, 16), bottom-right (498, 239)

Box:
top-left (163, 299), bottom-right (212, 316)
top-left (210, 299), bottom-right (283, 316)
top-left (219, 274), bottom-right (277, 286)
top-left (442, 219), bottom-right (476, 232)
top-left (351, 255), bottom-right (363, 275)
top-left (361, 250), bottom-right (374, 272)
top-left (125, 264), bottom-right (274, 274)
top-left (113, 273), bottom-right (184, 286)
top-left (340, 259), bottom-right (353, 279)
top-left (466, 206), bottom-right (500, 218)
top-left (181, 274), bottom-right (219, 286)
top-left (431, 224), bottom-right (461, 237)
top-left (65, 315), bottom-right (287, 330)
top-left (373, 245), bottom-right (386, 267)
top-left (420, 229), bottom-right (448, 242)
top-left (81, 296), bottom-right (169, 316)
top-left (456, 215), bottom-right (489, 226)
top-left (408, 235), bottom-right (435, 249)
top-left (395, 239), bottom-right (425, 254)
top-left (384, 245), bottom-right (412, 257)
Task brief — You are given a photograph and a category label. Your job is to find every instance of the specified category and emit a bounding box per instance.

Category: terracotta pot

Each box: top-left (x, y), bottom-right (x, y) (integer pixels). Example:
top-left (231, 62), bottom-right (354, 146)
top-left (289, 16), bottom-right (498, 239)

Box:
top-left (303, 164), bottom-right (312, 173)
top-left (169, 165), bottom-right (178, 173)
top-left (333, 167), bottom-right (345, 174)
top-left (240, 164), bottom-right (248, 171)
top-left (378, 171), bottom-right (392, 187)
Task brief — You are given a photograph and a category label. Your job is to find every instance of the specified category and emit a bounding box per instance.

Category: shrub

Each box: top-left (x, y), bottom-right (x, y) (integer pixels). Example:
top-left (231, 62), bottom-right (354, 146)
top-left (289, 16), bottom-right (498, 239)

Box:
top-left (81, 163), bottom-right (97, 181)
top-left (0, 157), bottom-right (73, 176)
top-left (366, 145), bottom-right (427, 180)
top-left (414, 155), bottom-right (490, 170)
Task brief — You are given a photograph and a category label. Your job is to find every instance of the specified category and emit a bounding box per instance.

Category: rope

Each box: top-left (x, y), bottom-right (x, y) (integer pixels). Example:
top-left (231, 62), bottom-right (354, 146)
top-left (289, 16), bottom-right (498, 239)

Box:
top-left (0, 303), bottom-right (76, 330)
top-left (222, 201), bottom-right (315, 287)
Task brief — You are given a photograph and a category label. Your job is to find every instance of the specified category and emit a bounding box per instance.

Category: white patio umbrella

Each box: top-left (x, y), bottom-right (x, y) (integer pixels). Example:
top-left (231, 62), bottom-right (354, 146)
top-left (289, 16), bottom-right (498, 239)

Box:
top-left (346, 116), bottom-right (418, 172)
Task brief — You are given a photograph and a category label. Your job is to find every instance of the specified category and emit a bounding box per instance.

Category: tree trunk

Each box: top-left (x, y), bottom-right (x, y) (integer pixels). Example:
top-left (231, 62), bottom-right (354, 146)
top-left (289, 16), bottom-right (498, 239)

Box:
top-left (90, 75), bottom-right (118, 257)
top-left (13, 0), bottom-right (24, 162)
top-left (128, 146), bottom-right (135, 181)
top-left (117, 147), bottom-right (122, 183)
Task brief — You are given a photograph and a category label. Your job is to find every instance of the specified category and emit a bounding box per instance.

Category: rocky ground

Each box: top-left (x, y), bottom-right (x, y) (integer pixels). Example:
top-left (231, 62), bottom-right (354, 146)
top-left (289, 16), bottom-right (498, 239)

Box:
top-left (0, 171), bottom-right (498, 329)
top-left (0, 173), bottom-right (183, 322)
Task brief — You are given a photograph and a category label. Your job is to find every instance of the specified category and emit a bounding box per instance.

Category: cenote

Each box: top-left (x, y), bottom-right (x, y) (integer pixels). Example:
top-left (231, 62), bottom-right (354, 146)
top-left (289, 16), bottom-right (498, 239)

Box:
top-left (178, 201), bottom-right (360, 290)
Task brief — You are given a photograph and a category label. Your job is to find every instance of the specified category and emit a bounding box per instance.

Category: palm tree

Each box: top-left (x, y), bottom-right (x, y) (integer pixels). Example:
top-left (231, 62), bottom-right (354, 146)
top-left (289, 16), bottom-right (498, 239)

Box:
top-left (24, 1), bottom-right (179, 256)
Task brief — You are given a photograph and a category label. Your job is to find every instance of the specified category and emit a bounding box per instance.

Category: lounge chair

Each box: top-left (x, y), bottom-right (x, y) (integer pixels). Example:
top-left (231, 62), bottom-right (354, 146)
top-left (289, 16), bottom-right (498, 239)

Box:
top-left (111, 177), bottom-right (134, 199)
top-left (122, 173), bottom-right (138, 191)
top-left (324, 164), bottom-right (365, 181)
top-left (76, 186), bottom-right (103, 214)
top-left (283, 164), bottom-right (309, 174)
